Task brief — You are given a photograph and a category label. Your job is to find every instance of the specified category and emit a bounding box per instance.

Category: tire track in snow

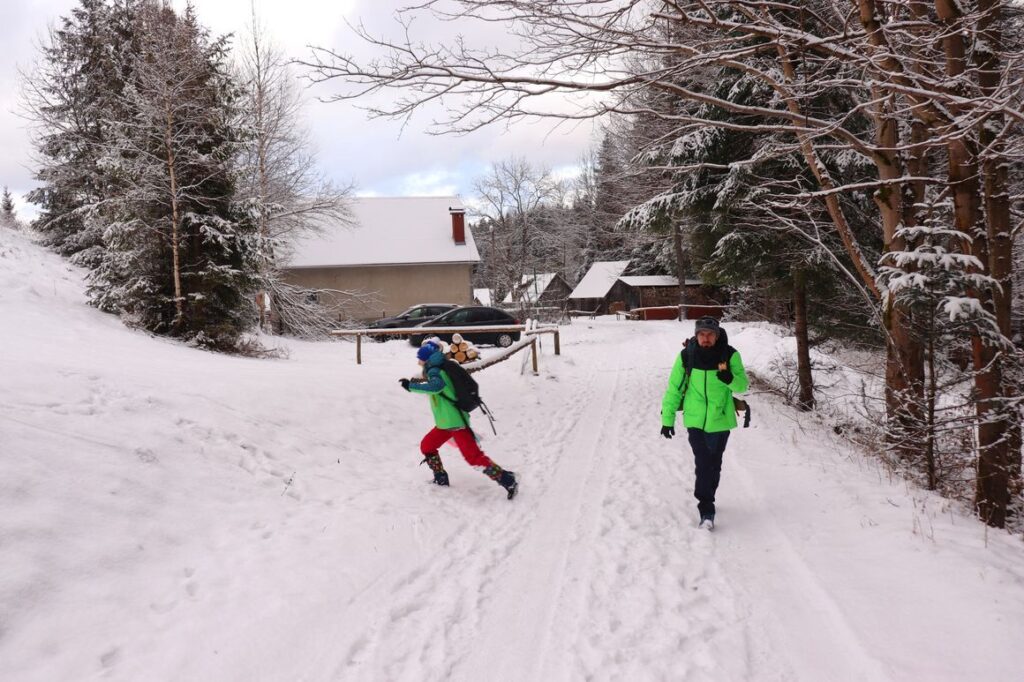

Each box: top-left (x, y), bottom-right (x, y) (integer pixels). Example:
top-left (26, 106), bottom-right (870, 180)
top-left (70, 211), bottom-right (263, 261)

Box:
top-left (448, 351), bottom-right (626, 681)
top-left (314, 353), bottom-right (606, 682)
top-left (550, 333), bottom-right (755, 681)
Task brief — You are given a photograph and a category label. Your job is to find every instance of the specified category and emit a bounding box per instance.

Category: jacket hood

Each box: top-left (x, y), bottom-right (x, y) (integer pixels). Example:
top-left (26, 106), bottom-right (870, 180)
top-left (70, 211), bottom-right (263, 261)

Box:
top-left (713, 327), bottom-right (729, 347)
top-left (690, 326), bottom-right (732, 370)
top-left (424, 349), bottom-right (447, 368)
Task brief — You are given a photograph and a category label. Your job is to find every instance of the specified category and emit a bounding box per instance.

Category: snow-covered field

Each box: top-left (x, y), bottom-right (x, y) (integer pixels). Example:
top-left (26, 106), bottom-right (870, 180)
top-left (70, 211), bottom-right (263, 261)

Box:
top-left (3, 227), bottom-right (1024, 682)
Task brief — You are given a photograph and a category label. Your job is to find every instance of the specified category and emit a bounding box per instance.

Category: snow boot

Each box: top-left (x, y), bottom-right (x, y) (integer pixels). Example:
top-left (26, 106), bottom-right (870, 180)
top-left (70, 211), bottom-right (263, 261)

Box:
top-left (496, 471), bottom-right (518, 500)
top-left (421, 452), bottom-right (449, 487)
top-left (698, 513), bottom-right (715, 531)
top-left (483, 465), bottom-right (518, 500)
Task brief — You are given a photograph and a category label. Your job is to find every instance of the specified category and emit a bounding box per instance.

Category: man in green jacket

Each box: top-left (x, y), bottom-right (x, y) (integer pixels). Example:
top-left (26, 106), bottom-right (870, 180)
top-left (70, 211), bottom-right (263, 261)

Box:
top-left (660, 317), bottom-right (749, 529)
top-left (401, 342), bottom-right (518, 499)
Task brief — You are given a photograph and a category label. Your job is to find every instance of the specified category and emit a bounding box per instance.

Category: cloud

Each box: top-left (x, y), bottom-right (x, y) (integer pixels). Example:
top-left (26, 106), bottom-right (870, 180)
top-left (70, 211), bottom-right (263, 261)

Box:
top-left (395, 169), bottom-right (461, 197)
top-left (1, 0), bottom-right (597, 212)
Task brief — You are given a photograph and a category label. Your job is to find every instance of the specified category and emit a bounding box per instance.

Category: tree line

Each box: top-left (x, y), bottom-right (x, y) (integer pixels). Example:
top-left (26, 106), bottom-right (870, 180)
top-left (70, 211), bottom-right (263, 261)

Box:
top-left (21, 0), bottom-right (348, 351)
top-left (304, 0), bottom-right (1024, 528)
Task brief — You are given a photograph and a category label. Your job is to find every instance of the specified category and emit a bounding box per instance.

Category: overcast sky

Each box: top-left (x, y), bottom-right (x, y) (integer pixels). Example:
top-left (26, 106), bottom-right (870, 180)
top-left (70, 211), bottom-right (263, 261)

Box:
top-left (0, 0), bottom-right (597, 219)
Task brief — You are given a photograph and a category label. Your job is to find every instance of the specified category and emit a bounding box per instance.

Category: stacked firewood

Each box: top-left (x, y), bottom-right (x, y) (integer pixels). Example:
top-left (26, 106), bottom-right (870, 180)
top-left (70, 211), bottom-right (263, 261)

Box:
top-left (446, 333), bottom-right (480, 363)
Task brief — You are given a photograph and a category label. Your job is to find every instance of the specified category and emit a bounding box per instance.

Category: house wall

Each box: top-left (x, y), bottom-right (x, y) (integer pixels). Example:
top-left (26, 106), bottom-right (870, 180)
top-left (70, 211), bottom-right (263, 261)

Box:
top-left (282, 263), bottom-right (475, 321)
top-left (639, 285), bottom-right (680, 308)
top-left (681, 284), bottom-right (728, 319)
top-left (607, 280), bottom-right (639, 310)
top-left (568, 297), bottom-right (604, 315)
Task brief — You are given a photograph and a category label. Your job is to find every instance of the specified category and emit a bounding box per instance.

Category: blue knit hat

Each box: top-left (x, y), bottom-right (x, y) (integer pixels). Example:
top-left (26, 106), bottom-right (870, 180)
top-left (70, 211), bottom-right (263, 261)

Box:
top-left (417, 342), bottom-right (439, 362)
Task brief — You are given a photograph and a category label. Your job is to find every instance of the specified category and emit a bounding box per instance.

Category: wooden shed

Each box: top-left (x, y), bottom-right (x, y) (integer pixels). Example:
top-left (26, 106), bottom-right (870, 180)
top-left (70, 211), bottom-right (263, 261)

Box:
top-left (567, 260), bottom-right (631, 315)
top-left (604, 276), bottom-right (728, 320)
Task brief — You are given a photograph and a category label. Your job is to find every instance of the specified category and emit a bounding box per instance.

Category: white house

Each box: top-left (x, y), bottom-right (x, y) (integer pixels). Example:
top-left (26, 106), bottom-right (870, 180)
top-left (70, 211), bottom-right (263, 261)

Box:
top-left (281, 197), bottom-right (480, 320)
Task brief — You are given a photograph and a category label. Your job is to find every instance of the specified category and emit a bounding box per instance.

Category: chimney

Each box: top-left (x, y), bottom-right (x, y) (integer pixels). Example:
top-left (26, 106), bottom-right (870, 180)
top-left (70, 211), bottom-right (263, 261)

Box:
top-left (450, 207), bottom-right (466, 245)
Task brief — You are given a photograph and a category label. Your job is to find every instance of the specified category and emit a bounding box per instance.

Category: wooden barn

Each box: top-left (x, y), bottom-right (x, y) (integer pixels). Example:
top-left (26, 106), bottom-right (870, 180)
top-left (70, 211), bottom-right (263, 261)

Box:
top-left (567, 260), bottom-right (631, 315)
top-left (502, 272), bottom-right (573, 308)
top-left (605, 275), bottom-right (729, 320)
top-left (608, 276), bottom-right (684, 310)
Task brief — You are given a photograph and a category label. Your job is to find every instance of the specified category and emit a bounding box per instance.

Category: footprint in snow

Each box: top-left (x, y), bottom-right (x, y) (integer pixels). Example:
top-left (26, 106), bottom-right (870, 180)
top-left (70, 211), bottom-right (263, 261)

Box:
top-left (100, 647), bottom-right (121, 669)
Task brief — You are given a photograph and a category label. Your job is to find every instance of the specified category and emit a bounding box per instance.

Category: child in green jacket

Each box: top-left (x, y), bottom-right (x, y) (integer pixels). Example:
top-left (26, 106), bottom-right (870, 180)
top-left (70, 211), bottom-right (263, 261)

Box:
top-left (401, 342), bottom-right (518, 499)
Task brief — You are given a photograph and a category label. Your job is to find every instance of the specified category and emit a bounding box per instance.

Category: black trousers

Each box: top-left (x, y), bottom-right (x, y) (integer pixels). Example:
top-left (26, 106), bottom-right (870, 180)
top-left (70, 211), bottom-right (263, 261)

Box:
top-left (687, 428), bottom-right (731, 517)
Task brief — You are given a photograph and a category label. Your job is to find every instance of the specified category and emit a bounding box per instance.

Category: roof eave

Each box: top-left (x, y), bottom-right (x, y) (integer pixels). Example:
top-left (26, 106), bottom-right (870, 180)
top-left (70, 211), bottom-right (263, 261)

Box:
top-left (283, 259), bottom-right (480, 270)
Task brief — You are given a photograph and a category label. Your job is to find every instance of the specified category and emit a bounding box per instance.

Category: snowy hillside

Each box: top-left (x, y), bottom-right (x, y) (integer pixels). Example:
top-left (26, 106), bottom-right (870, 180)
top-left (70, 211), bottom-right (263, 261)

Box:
top-left (2, 227), bottom-right (1024, 682)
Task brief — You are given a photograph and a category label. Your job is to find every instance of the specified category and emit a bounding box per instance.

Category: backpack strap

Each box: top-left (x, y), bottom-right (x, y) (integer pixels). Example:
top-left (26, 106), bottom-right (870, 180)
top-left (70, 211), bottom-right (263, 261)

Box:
top-left (679, 337), bottom-right (696, 393)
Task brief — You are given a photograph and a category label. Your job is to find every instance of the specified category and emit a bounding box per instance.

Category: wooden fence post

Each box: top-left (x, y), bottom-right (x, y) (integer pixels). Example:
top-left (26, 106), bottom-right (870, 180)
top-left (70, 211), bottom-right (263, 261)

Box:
top-left (554, 329), bottom-right (561, 355)
top-left (356, 333), bottom-right (362, 365)
top-left (531, 338), bottom-right (538, 375)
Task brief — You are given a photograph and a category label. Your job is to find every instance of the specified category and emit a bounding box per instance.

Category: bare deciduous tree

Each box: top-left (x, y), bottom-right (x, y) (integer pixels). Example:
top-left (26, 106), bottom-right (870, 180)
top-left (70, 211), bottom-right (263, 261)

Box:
top-left (472, 157), bottom-right (566, 302)
top-left (238, 7), bottom-right (354, 333)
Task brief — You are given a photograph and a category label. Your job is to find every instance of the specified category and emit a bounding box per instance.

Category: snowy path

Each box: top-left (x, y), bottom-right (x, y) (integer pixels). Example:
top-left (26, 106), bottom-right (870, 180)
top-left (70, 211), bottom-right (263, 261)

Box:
top-left (3, 230), bottom-right (1024, 682)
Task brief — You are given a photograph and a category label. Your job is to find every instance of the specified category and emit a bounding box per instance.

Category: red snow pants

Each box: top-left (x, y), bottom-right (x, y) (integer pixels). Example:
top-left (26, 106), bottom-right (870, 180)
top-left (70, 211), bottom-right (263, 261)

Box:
top-left (420, 427), bottom-right (494, 468)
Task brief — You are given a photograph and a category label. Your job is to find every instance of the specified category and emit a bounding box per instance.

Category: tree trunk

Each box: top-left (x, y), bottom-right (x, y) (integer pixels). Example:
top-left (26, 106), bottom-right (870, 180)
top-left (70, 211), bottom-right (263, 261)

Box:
top-left (165, 106), bottom-right (184, 330)
top-left (792, 268), bottom-right (814, 411)
top-left (933, 0), bottom-right (1015, 526)
top-left (925, 307), bottom-right (938, 490)
top-left (773, 47), bottom-right (880, 301)
top-left (972, 0), bottom-right (1020, 526)
top-left (673, 224), bottom-right (686, 321)
top-left (872, 90), bottom-right (927, 462)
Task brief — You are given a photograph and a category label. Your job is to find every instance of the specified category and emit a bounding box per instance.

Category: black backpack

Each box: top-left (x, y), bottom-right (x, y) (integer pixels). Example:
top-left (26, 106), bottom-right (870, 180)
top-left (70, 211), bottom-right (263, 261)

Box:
top-left (440, 359), bottom-right (498, 435)
top-left (442, 359), bottom-right (483, 412)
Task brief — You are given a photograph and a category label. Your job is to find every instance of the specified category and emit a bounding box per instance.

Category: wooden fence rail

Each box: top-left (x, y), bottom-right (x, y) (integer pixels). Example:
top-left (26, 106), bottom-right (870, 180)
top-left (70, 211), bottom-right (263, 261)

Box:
top-left (330, 325), bottom-right (561, 365)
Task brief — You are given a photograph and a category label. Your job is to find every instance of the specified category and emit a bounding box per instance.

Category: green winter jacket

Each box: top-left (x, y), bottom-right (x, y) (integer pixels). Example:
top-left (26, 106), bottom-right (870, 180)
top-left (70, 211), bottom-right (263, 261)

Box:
top-left (409, 351), bottom-right (469, 429)
top-left (661, 341), bottom-right (749, 433)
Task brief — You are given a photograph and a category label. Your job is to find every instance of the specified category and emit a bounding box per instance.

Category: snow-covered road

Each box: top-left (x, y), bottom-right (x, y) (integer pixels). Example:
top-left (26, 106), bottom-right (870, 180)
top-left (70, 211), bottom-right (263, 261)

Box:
top-left (3, 228), bottom-right (1024, 681)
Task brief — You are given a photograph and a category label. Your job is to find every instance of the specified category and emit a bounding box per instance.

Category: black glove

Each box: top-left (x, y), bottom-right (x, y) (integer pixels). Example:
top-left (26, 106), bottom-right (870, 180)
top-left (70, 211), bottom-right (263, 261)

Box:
top-left (716, 369), bottom-right (733, 385)
top-left (661, 425), bottom-right (675, 439)
top-left (399, 378), bottom-right (411, 391)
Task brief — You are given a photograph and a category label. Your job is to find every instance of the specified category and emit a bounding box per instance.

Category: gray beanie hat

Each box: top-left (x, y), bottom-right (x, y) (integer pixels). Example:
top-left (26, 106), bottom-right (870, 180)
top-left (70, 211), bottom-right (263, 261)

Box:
top-left (694, 316), bottom-right (721, 335)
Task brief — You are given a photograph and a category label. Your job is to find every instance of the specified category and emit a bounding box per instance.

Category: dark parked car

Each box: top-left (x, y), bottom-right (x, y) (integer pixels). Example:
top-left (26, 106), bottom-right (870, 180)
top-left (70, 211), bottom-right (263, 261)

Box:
top-left (409, 306), bottom-right (521, 348)
top-left (367, 304), bottom-right (459, 337)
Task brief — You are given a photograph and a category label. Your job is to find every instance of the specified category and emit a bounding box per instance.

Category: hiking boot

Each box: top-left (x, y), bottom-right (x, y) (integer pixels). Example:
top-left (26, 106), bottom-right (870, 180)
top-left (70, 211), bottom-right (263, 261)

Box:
top-left (421, 452), bottom-right (449, 487)
top-left (497, 470), bottom-right (518, 500)
top-left (482, 464), bottom-right (518, 499)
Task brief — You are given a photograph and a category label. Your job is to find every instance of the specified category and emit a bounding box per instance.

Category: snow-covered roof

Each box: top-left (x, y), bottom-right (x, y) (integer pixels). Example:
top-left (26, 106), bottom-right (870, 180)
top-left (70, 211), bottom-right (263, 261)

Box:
top-left (618, 276), bottom-right (679, 287)
top-left (284, 197), bottom-right (480, 268)
top-left (502, 272), bottom-right (559, 304)
top-left (569, 261), bottom-right (631, 299)
top-left (473, 288), bottom-right (492, 306)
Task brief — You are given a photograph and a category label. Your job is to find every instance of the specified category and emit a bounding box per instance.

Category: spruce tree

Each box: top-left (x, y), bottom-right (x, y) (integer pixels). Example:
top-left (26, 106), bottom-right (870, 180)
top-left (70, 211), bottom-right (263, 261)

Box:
top-left (23, 0), bottom-right (139, 264)
top-left (91, 1), bottom-right (261, 350)
top-left (1, 187), bottom-right (16, 228)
